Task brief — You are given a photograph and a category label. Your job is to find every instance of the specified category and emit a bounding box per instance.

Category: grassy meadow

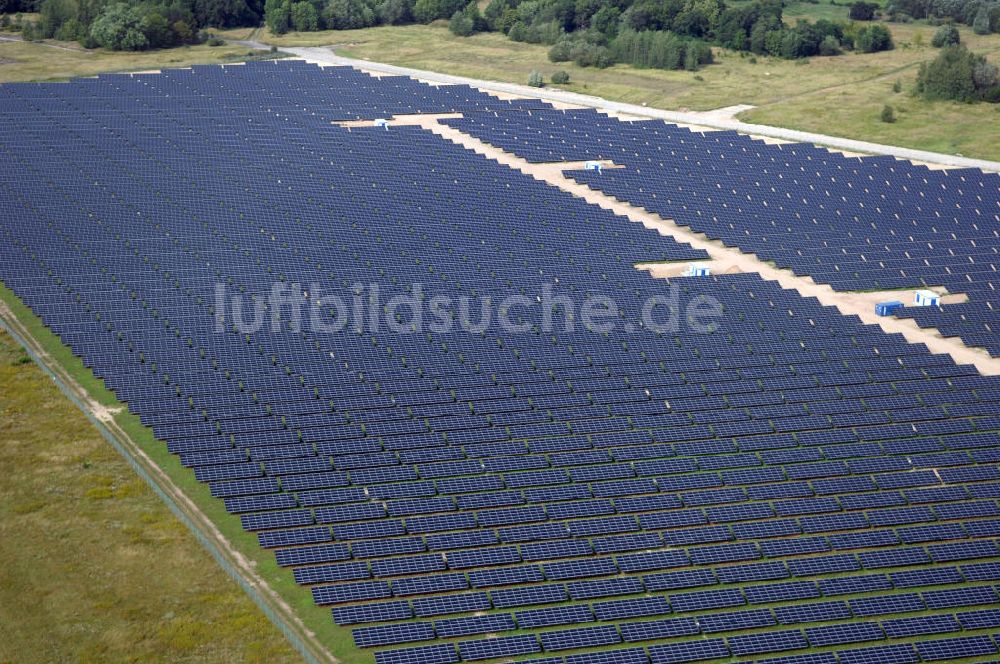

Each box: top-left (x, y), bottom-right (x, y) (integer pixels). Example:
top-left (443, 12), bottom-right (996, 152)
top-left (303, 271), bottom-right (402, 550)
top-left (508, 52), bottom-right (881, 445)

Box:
top-left (0, 326), bottom-right (301, 664)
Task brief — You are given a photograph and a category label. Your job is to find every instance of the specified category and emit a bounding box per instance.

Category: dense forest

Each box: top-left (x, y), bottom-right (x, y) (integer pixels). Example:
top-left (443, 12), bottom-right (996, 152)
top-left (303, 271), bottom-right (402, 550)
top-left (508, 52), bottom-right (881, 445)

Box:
top-left (2, 0), bottom-right (262, 48)
top-left (888, 0), bottom-right (1000, 32)
top-left (261, 0), bottom-right (906, 70)
top-left (2, 0), bottom-right (997, 64)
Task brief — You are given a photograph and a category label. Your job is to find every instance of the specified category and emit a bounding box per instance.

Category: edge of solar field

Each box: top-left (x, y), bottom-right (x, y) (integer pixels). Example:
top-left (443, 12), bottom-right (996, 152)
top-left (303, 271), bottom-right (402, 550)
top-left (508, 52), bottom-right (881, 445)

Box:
top-left (283, 47), bottom-right (1000, 176)
top-left (0, 286), bottom-right (347, 664)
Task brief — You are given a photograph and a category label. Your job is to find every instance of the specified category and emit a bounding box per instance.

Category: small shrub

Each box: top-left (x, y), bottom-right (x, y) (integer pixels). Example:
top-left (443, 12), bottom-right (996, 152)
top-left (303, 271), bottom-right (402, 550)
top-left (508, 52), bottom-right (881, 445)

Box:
top-left (449, 10), bottom-right (474, 36)
top-left (855, 24), bottom-right (893, 53)
top-left (880, 104), bottom-right (896, 122)
top-left (207, 36), bottom-right (224, 46)
top-left (972, 7), bottom-right (991, 35)
top-left (819, 35), bottom-right (841, 56)
top-left (931, 24), bottom-right (959, 48)
top-left (550, 70), bottom-right (570, 84)
top-left (548, 40), bottom-right (572, 62)
top-left (892, 78), bottom-right (902, 92)
top-left (527, 70), bottom-right (544, 87)
top-left (748, 56), bottom-right (757, 63)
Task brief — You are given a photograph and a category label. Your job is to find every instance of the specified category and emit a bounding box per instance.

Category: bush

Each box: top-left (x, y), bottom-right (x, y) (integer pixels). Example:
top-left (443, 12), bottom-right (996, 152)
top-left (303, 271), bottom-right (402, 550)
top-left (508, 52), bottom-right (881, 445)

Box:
top-left (570, 40), bottom-right (612, 67)
top-left (880, 104), bottom-right (896, 122)
top-left (892, 78), bottom-right (901, 92)
top-left (917, 44), bottom-right (998, 102)
top-left (54, 16), bottom-right (81, 40)
top-left (613, 29), bottom-right (699, 70)
top-left (377, 0), bottom-right (414, 24)
top-left (818, 34), bottom-right (841, 55)
top-left (290, 1), bottom-right (318, 31)
top-left (325, 0), bottom-right (376, 29)
top-left (527, 70), bottom-right (544, 86)
top-left (549, 39), bottom-right (572, 61)
top-left (551, 69), bottom-right (570, 83)
top-left (931, 24), bottom-right (959, 47)
top-left (265, 0), bottom-right (291, 34)
top-left (413, 0), bottom-right (463, 23)
top-left (90, 3), bottom-right (148, 50)
top-left (855, 23), bottom-right (893, 52)
top-left (972, 6), bottom-right (991, 34)
top-left (449, 9), bottom-right (474, 34)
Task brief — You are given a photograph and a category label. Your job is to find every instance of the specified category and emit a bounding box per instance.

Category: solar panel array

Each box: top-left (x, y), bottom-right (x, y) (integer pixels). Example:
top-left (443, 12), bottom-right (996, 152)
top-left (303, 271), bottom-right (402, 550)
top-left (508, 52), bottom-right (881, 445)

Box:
top-left (1, 60), bottom-right (999, 664)
top-left (444, 109), bottom-right (1000, 357)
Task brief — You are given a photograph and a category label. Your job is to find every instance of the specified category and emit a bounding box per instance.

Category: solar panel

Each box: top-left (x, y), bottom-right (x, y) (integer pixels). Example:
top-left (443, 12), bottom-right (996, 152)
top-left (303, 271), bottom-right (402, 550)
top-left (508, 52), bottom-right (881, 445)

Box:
top-left (491, 584), bottom-right (568, 608)
top-left (433, 614), bottom-right (516, 639)
top-left (539, 624), bottom-right (621, 651)
top-left (804, 621), bottom-right (883, 646)
top-left (648, 639), bottom-right (729, 664)
top-left (374, 644), bottom-right (458, 664)
top-left (914, 635), bottom-right (999, 661)
top-left (922, 585), bottom-right (999, 609)
top-left (312, 580), bottom-right (391, 605)
top-left (333, 601), bottom-right (413, 625)
top-left (849, 593), bottom-right (925, 617)
top-left (515, 605), bottom-right (594, 629)
top-left (457, 634), bottom-right (540, 660)
top-left (835, 645), bottom-right (918, 664)
top-left (592, 596), bottom-right (671, 621)
top-left (727, 629), bottom-right (809, 656)
top-left (568, 577), bottom-right (644, 600)
top-left (353, 622), bottom-right (435, 648)
top-left (564, 648), bottom-right (649, 664)
top-left (774, 601), bottom-right (852, 625)
top-left (699, 608), bottom-right (776, 632)
top-left (410, 593), bottom-right (490, 625)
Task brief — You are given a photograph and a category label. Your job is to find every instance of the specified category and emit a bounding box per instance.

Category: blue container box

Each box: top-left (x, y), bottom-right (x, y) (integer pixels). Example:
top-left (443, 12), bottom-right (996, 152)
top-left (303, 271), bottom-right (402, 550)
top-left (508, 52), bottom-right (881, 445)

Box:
top-left (875, 300), bottom-right (903, 316)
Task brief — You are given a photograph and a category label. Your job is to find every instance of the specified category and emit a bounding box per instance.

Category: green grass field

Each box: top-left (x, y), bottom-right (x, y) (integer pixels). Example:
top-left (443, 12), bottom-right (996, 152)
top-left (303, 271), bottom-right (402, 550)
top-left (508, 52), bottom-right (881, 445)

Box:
top-left (0, 38), bottom-right (264, 83)
top-left (0, 326), bottom-right (300, 664)
top-left (222, 14), bottom-right (1000, 162)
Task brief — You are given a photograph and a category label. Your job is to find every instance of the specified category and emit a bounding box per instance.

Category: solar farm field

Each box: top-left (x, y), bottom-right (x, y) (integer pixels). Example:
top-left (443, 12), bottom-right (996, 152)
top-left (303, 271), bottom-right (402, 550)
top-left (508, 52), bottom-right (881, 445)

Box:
top-left (1, 58), bottom-right (999, 664)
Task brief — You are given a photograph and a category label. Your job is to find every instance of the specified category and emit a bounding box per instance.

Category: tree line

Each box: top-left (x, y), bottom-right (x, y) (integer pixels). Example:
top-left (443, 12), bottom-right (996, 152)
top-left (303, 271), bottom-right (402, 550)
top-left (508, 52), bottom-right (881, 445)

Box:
top-left (6, 0), bottom-right (262, 48)
top-left (886, 0), bottom-right (999, 34)
top-left (480, 0), bottom-right (893, 70)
